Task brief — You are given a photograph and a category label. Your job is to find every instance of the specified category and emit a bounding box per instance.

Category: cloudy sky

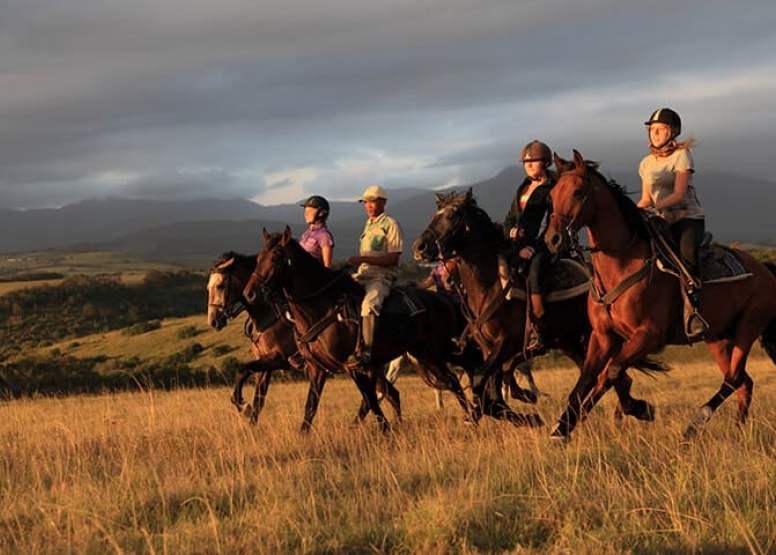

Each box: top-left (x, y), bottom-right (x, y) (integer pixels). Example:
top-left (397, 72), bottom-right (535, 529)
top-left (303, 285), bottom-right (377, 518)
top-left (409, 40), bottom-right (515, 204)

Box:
top-left (2, 0), bottom-right (775, 209)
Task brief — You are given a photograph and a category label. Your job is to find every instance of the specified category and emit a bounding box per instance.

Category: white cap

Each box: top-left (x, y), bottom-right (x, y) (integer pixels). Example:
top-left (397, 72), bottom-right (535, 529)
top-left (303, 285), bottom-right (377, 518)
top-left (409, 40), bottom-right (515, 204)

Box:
top-left (359, 185), bottom-right (388, 202)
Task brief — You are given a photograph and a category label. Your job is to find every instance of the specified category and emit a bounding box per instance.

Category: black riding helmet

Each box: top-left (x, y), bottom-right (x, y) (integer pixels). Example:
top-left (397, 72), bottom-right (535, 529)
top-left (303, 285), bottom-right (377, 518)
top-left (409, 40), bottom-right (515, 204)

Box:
top-left (644, 107), bottom-right (681, 138)
top-left (300, 195), bottom-right (330, 221)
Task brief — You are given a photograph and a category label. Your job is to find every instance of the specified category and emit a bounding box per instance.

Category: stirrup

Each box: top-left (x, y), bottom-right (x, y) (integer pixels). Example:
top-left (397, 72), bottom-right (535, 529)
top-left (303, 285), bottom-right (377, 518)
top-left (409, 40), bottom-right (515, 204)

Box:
top-left (685, 311), bottom-right (709, 340)
top-left (525, 327), bottom-right (544, 352)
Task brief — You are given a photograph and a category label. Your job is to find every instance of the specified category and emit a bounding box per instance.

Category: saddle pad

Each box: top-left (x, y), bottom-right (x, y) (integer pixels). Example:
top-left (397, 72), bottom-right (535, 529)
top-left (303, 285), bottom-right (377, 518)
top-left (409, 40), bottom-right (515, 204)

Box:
top-left (700, 246), bottom-right (752, 284)
top-left (509, 259), bottom-right (591, 303)
top-left (382, 286), bottom-right (426, 318)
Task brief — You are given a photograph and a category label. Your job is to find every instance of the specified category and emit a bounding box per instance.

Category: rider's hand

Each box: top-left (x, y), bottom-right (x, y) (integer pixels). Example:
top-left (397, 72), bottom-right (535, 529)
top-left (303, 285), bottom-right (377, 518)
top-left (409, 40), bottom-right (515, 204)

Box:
top-left (346, 256), bottom-right (362, 266)
top-left (509, 227), bottom-right (518, 239)
top-left (518, 246), bottom-right (535, 259)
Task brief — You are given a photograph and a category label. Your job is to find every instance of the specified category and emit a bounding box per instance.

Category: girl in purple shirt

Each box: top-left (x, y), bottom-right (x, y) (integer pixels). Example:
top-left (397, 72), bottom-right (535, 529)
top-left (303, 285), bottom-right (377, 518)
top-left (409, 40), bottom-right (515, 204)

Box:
top-left (299, 195), bottom-right (335, 267)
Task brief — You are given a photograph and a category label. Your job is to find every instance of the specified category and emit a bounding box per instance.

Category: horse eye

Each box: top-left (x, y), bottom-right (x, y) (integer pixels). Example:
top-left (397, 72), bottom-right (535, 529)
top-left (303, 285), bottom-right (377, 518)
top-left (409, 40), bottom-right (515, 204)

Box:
top-left (573, 188), bottom-right (586, 200)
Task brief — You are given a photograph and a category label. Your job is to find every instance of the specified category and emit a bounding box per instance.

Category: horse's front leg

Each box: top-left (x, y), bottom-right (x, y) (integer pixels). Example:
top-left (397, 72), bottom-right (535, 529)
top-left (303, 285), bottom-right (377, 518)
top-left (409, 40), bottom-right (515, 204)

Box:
top-left (248, 370), bottom-right (272, 425)
top-left (230, 364), bottom-right (254, 413)
top-left (300, 363), bottom-right (328, 433)
top-left (551, 332), bottom-right (615, 440)
top-left (351, 367), bottom-right (391, 433)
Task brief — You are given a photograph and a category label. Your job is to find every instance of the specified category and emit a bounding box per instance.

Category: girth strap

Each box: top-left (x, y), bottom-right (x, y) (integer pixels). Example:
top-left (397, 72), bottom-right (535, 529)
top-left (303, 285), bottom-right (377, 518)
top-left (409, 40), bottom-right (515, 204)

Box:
top-left (295, 305), bottom-right (342, 344)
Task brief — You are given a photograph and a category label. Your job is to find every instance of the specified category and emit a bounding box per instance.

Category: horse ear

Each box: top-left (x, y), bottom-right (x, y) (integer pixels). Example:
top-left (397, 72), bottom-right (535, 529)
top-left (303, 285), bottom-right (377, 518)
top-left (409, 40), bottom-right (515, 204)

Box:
top-left (217, 257), bottom-right (236, 271)
top-left (281, 225), bottom-right (292, 245)
top-left (573, 149), bottom-right (585, 170)
top-left (465, 187), bottom-right (473, 201)
top-left (553, 152), bottom-right (564, 169)
top-left (262, 228), bottom-right (270, 241)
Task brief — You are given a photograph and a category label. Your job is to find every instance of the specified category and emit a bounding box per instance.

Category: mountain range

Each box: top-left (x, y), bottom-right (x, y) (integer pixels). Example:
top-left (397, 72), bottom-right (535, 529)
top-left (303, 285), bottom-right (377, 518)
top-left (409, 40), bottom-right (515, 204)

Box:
top-left (1, 167), bottom-right (773, 267)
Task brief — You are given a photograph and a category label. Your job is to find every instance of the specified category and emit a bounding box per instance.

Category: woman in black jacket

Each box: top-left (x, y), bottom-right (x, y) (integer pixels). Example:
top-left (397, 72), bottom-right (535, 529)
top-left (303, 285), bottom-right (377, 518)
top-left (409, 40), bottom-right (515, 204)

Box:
top-left (503, 140), bottom-right (555, 351)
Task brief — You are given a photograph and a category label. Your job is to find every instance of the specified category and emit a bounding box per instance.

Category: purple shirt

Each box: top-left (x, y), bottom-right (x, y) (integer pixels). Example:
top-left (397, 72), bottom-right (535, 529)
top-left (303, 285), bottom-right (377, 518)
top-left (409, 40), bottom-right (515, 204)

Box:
top-left (430, 264), bottom-right (461, 306)
top-left (300, 223), bottom-right (334, 264)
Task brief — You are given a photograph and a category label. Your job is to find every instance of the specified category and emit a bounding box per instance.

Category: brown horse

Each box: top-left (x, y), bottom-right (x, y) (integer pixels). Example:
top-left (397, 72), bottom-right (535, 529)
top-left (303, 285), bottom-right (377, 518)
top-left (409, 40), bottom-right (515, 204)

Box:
top-left (244, 227), bottom-right (476, 432)
top-left (412, 189), bottom-right (666, 426)
top-left (545, 150), bottom-right (776, 440)
top-left (207, 251), bottom-right (400, 431)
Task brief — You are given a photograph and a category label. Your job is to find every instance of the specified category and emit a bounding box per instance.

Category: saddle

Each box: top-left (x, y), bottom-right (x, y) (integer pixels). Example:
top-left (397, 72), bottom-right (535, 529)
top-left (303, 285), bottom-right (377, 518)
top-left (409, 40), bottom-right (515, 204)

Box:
top-left (338, 285), bottom-right (426, 324)
top-left (505, 258), bottom-right (591, 303)
top-left (646, 218), bottom-right (752, 284)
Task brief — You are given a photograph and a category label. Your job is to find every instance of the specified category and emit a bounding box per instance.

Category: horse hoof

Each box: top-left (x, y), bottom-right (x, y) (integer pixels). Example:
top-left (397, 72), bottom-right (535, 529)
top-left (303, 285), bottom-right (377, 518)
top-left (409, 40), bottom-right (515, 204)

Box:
top-left (240, 404), bottom-right (253, 419)
top-left (626, 400), bottom-right (656, 422)
top-left (549, 425), bottom-right (571, 443)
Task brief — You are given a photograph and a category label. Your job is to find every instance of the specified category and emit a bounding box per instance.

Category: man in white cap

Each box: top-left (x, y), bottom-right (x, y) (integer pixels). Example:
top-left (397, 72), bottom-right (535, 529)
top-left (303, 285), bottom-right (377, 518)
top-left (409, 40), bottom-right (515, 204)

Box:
top-left (346, 185), bottom-right (404, 367)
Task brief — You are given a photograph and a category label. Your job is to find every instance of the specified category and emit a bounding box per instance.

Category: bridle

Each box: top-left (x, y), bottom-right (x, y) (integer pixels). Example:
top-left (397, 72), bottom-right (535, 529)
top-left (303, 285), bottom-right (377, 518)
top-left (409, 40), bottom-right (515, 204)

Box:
top-left (208, 269), bottom-right (246, 320)
top-left (550, 171), bottom-right (639, 255)
top-left (422, 205), bottom-right (468, 261)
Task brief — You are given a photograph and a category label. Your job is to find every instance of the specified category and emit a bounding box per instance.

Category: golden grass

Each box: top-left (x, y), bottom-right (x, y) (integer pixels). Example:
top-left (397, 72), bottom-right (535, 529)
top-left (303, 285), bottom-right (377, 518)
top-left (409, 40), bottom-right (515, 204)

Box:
top-left (3, 358), bottom-right (776, 554)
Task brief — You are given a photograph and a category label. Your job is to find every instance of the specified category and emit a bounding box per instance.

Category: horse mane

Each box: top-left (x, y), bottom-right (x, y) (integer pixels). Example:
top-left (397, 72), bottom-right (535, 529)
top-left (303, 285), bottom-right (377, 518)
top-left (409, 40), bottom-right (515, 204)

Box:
top-left (438, 191), bottom-right (510, 250)
top-left (211, 251), bottom-right (256, 272)
top-left (268, 232), bottom-right (364, 296)
top-left (557, 159), bottom-right (650, 242)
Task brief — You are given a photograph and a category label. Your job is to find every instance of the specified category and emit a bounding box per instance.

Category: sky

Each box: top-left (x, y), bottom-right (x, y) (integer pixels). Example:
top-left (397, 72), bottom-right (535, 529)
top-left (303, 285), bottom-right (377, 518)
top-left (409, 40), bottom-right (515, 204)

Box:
top-left (2, 0), bottom-right (776, 209)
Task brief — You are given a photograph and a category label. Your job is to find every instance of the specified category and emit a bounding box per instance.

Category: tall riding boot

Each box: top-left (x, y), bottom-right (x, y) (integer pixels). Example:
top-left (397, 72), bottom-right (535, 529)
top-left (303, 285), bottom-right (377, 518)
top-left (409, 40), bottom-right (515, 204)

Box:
top-left (360, 313), bottom-right (377, 364)
top-left (526, 294), bottom-right (546, 351)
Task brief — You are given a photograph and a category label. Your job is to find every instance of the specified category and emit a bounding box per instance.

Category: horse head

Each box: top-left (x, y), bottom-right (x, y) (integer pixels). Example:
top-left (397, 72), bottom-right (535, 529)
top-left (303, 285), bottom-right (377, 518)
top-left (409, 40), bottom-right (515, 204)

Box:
top-left (207, 253), bottom-right (251, 330)
top-left (413, 188), bottom-right (476, 261)
top-left (545, 150), bottom-right (600, 255)
top-left (244, 226), bottom-right (295, 304)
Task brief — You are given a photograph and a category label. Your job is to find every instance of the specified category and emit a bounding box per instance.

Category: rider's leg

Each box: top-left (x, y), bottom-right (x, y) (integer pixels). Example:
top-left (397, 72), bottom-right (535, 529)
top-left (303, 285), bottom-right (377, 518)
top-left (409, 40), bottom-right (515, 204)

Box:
top-left (526, 251), bottom-right (550, 351)
top-left (674, 218), bottom-right (709, 337)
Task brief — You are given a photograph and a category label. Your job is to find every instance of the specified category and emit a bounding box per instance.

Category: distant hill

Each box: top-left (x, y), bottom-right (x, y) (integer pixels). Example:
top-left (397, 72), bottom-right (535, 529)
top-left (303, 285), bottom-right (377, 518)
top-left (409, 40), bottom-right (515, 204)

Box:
top-left (1, 168), bottom-right (773, 264)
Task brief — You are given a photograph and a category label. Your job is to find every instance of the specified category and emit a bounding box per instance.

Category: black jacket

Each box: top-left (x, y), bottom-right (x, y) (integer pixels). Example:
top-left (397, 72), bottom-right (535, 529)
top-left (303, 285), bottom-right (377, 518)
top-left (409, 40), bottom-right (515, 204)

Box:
top-left (503, 175), bottom-right (555, 252)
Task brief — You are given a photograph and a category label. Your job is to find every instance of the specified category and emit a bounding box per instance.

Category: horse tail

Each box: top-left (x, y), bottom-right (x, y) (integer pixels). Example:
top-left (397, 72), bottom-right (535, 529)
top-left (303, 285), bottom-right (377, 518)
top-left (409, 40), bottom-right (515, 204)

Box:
top-left (632, 357), bottom-right (671, 377)
top-left (759, 262), bottom-right (776, 364)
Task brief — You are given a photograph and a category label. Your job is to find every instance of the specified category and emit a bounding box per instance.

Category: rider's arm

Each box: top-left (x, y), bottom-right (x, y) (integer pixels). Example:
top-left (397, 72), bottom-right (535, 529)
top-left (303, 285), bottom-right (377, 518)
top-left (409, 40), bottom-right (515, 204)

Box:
top-left (348, 251), bottom-right (400, 268)
top-left (654, 170), bottom-right (691, 211)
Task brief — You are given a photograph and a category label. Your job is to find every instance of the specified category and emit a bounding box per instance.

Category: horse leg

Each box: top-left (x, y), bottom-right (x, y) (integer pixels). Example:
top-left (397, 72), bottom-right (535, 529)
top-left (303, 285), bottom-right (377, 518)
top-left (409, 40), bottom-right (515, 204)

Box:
top-left (351, 368), bottom-right (391, 433)
top-left (248, 370), bottom-right (272, 425)
top-left (230, 363), bottom-right (255, 413)
top-left (413, 354), bottom-right (477, 423)
top-left (357, 375), bottom-right (402, 424)
top-left (683, 339), bottom-right (753, 439)
top-left (551, 333), bottom-right (615, 440)
top-left (300, 364), bottom-right (328, 433)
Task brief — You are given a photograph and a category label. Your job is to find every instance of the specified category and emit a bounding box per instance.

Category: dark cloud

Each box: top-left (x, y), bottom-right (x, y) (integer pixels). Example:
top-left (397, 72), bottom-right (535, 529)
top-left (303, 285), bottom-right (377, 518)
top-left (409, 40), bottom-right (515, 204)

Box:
top-left (1, 0), bottom-right (775, 208)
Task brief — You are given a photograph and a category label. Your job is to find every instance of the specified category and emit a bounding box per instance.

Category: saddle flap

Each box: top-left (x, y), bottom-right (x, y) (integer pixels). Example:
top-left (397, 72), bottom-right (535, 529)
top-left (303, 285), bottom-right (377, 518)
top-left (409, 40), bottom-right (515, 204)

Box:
top-left (382, 286), bottom-right (426, 318)
top-left (507, 258), bottom-right (591, 303)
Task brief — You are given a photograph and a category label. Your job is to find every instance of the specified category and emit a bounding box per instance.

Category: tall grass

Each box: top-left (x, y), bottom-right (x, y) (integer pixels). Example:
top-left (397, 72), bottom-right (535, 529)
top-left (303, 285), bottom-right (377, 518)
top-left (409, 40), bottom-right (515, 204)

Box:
top-left (2, 357), bottom-right (776, 554)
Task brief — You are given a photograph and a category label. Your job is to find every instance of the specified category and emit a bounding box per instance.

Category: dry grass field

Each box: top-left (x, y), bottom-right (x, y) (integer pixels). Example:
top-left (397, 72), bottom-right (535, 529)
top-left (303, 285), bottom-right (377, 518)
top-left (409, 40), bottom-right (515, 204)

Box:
top-left (3, 353), bottom-right (776, 554)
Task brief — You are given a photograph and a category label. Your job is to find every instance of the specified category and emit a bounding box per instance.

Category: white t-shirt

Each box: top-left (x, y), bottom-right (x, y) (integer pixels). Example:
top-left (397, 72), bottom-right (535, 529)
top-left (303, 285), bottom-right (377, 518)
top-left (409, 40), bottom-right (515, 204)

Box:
top-left (639, 148), bottom-right (704, 220)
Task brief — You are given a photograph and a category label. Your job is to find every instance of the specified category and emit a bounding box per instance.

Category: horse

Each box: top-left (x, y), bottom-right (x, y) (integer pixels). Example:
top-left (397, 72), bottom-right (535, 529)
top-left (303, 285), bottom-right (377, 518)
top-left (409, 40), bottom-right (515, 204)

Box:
top-left (207, 251), bottom-right (400, 431)
top-left (412, 189), bottom-right (667, 427)
top-left (244, 227), bottom-right (476, 432)
top-left (545, 150), bottom-right (776, 440)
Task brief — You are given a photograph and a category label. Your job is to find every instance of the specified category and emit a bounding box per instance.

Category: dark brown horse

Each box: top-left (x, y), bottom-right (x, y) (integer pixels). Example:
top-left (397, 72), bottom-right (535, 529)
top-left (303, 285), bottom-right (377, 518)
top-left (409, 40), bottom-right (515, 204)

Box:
top-left (412, 189), bottom-right (666, 426)
top-left (207, 251), bottom-right (400, 431)
top-left (545, 150), bottom-right (776, 440)
top-left (244, 227), bottom-right (476, 432)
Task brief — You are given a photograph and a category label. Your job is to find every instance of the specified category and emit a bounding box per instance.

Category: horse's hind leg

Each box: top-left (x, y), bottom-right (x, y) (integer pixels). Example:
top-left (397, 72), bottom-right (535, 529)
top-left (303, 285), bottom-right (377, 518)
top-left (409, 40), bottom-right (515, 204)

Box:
top-left (684, 339), bottom-right (754, 439)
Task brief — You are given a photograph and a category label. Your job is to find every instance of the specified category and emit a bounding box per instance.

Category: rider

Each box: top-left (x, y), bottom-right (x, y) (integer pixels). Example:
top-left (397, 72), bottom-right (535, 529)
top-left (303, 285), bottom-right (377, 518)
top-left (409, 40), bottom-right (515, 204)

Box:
top-left (503, 140), bottom-right (556, 351)
top-left (415, 259), bottom-right (461, 307)
top-left (299, 195), bottom-right (335, 268)
top-left (346, 185), bottom-right (404, 367)
top-left (636, 107), bottom-right (709, 338)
